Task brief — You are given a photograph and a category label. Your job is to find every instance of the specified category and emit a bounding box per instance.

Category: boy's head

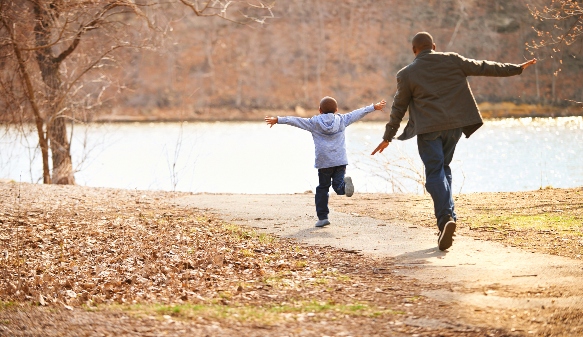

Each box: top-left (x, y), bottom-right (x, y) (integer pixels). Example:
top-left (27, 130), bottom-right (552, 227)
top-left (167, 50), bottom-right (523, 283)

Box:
top-left (319, 96), bottom-right (338, 114)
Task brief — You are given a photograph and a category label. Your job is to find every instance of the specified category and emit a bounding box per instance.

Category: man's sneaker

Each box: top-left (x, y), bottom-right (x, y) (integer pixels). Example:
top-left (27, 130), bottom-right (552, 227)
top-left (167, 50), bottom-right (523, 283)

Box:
top-left (344, 176), bottom-right (354, 197)
top-left (437, 230), bottom-right (457, 244)
top-left (438, 219), bottom-right (456, 251)
top-left (315, 219), bottom-right (331, 227)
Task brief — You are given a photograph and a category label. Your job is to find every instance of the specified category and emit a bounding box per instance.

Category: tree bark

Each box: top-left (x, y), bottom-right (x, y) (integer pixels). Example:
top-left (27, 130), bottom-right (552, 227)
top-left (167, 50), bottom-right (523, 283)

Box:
top-left (33, 2), bottom-right (75, 185)
top-left (48, 114), bottom-right (75, 184)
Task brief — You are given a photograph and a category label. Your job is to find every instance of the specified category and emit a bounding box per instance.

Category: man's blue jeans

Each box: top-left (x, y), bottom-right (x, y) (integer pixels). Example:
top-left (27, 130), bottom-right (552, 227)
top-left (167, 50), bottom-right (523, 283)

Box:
top-left (316, 165), bottom-right (347, 220)
top-left (417, 128), bottom-right (463, 230)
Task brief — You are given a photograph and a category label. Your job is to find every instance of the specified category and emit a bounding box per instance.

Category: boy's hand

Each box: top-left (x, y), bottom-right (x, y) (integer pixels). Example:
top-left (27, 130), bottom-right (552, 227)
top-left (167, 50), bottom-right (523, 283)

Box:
top-left (374, 100), bottom-right (387, 110)
top-left (264, 116), bottom-right (278, 128)
top-left (371, 139), bottom-right (389, 155)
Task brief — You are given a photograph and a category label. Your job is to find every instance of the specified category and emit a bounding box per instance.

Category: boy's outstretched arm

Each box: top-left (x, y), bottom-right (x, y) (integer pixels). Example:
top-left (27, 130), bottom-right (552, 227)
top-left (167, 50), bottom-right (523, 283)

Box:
top-left (343, 100), bottom-right (387, 126)
top-left (265, 116), bottom-right (278, 128)
top-left (271, 115), bottom-right (315, 131)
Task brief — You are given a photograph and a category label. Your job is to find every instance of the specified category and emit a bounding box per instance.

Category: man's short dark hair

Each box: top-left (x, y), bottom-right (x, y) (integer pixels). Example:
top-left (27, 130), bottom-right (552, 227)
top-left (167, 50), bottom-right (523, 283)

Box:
top-left (320, 96), bottom-right (338, 114)
top-left (412, 32), bottom-right (434, 51)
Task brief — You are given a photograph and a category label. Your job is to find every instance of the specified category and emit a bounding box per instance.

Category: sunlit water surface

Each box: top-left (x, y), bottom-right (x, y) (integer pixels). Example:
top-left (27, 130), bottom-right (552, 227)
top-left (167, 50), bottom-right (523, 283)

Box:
top-left (1, 117), bottom-right (582, 194)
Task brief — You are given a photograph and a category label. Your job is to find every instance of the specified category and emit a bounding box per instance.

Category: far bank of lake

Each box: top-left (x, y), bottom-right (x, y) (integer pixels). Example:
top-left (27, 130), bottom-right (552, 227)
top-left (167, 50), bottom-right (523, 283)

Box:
top-left (90, 102), bottom-right (583, 123)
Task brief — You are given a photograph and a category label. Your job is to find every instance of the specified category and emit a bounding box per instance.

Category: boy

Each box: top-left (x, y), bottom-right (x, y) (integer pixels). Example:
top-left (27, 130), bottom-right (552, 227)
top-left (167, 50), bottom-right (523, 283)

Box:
top-left (265, 96), bottom-right (386, 227)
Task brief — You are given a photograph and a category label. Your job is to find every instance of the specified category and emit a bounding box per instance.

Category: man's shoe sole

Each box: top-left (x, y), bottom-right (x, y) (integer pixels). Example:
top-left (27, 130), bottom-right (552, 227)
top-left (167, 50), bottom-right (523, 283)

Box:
top-left (344, 176), bottom-right (354, 197)
top-left (438, 221), bottom-right (456, 251)
top-left (315, 219), bottom-right (331, 227)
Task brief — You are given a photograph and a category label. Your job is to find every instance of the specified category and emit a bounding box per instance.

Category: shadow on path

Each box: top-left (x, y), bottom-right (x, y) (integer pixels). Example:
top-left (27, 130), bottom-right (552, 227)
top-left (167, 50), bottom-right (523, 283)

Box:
top-left (396, 247), bottom-right (446, 262)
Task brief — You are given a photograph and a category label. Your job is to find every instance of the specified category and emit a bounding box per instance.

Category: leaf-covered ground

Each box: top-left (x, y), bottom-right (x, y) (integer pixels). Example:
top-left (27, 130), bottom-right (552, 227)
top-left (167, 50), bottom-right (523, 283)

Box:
top-left (1, 182), bottom-right (581, 336)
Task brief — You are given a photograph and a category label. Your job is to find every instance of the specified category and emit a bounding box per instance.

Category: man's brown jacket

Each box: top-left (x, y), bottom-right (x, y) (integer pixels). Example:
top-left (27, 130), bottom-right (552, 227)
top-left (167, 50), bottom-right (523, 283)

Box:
top-left (383, 49), bottom-right (523, 141)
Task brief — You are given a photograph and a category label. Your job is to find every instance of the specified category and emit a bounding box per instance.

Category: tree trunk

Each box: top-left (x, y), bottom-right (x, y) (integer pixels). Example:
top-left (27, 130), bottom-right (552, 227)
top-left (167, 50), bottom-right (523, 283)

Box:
top-left (39, 59), bottom-right (75, 185)
top-left (48, 115), bottom-right (75, 184)
top-left (33, 2), bottom-right (75, 185)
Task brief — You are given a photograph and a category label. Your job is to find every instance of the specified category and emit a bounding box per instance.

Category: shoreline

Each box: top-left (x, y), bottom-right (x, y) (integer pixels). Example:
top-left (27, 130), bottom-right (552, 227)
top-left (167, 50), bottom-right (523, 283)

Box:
top-left (3, 113), bottom-right (583, 125)
top-left (92, 103), bottom-right (583, 123)
top-left (2, 102), bottom-right (581, 124)
top-left (95, 112), bottom-right (583, 124)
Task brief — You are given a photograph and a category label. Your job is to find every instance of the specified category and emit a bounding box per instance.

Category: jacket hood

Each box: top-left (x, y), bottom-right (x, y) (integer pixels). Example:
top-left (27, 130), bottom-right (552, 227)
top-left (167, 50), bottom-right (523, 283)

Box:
top-left (313, 113), bottom-right (343, 134)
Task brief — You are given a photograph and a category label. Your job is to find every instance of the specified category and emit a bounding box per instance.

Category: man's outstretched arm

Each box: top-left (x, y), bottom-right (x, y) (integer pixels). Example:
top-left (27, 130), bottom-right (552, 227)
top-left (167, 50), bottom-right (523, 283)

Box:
top-left (371, 139), bottom-right (390, 155)
top-left (372, 72), bottom-right (411, 155)
top-left (459, 54), bottom-right (537, 77)
top-left (520, 58), bottom-right (537, 70)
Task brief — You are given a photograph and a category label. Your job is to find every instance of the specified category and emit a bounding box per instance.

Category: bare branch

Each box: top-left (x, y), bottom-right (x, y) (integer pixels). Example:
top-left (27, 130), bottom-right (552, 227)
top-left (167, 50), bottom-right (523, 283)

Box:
top-left (179, 0), bottom-right (275, 25)
top-left (55, 3), bottom-right (119, 64)
top-left (1, 15), bottom-right (51, 183)
top-left (178, 0), bottom-right (214, 16)
top-left (18, 16), bottom-right (72, 52)
top-left (57, 45), bottom-right (124, 108)
top-left (528, 1), bottom-right (583, 50)
top-left (55, 1), bottom-right (156, 64)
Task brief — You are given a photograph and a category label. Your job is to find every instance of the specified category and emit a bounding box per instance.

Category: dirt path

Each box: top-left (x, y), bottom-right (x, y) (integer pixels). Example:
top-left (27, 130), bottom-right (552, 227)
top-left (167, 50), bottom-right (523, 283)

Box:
top-left (177, 192), bottom-right (583, 330)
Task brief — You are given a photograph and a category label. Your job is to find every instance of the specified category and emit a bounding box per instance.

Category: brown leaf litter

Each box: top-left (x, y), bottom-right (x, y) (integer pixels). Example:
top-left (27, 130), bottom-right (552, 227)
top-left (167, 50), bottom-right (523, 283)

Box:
top-left (1, 182), bottom-right (582, 336)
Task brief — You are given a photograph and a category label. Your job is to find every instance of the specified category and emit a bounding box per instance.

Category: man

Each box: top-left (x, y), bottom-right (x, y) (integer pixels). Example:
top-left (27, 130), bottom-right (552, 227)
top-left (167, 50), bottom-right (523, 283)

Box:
top-left (372, 32), bottom-right (536, 251)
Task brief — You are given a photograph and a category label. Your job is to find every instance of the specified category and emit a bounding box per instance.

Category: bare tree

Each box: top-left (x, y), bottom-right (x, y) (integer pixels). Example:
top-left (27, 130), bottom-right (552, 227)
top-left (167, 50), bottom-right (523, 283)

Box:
top-left (526, 0), bottom-right (583, 104)
top-left (528, 0), bottom-right (583, 50)
top-left (0, 0), bottom-right (275, 185)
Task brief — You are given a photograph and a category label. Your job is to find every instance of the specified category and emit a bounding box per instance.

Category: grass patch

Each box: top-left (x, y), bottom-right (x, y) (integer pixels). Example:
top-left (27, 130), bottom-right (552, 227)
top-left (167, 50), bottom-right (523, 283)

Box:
top-left (221, 223), bottom-right (253, 241)
top-left (104, 300), bottom-right (401, 325)
top-left (263, 273), bottom-right (295, 288)
top-left (311, 278), bottom-right (329, 285)
top-left (405, 295), bottom-right (423, 302)
top-left (472, 214), bottom-right (582, 234)
top-left (222, 223), bottom-right (277, 244)
top-left (257, 232), bottom-right (275, 244)
top-left (240, 249), bottom-right (255, 257)
top-left (0, 301), bottom-right (17, 311)
top-left (294, 260), bottom-right (307, 268)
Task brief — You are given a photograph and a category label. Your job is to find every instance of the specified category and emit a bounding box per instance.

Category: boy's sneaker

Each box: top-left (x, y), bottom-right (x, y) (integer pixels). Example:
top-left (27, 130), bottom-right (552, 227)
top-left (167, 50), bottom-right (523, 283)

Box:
top-left (438, 218), bottom-right (456, 251)
top-left (344, 176), bottom-right (354, 197)
top-left (315, 219), bottom-right (331, 227)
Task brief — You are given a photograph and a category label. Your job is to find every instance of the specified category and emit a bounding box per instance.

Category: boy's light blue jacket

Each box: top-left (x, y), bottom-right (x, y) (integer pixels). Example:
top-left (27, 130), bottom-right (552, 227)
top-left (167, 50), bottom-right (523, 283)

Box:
top-left (277, 104), bottom-right (375, 169)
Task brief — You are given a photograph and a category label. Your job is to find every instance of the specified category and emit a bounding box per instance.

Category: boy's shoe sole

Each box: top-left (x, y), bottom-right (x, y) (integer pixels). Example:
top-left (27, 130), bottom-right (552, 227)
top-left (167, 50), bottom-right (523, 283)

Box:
top-left (438, 220), bottom-right (456, 251)
top-left (315, 219), bottom-right (331, 227)
top-left (344, 176), bottom-right (354, 197)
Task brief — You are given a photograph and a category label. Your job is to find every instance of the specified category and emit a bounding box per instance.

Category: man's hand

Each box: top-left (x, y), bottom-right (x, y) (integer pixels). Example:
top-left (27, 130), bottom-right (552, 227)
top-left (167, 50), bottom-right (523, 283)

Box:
top-left (520, 58), bottom-right (537, 70)
top-left (371, 139), bottom-right (390, 155)
top-left (374, 100), bottom-right (387, 110)
top-left (264, 116), bottom-right (278, 128)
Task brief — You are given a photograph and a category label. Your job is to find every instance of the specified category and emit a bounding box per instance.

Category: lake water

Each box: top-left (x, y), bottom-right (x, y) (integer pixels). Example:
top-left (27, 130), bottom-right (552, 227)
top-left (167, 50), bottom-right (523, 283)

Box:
top-left (1, 117), bottom-right (582, 194)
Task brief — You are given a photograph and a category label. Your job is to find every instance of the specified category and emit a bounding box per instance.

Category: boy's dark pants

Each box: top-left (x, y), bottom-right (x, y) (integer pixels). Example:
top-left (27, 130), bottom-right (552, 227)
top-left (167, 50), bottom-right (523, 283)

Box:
top-left (315, 165), bottom-right (347, 220)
